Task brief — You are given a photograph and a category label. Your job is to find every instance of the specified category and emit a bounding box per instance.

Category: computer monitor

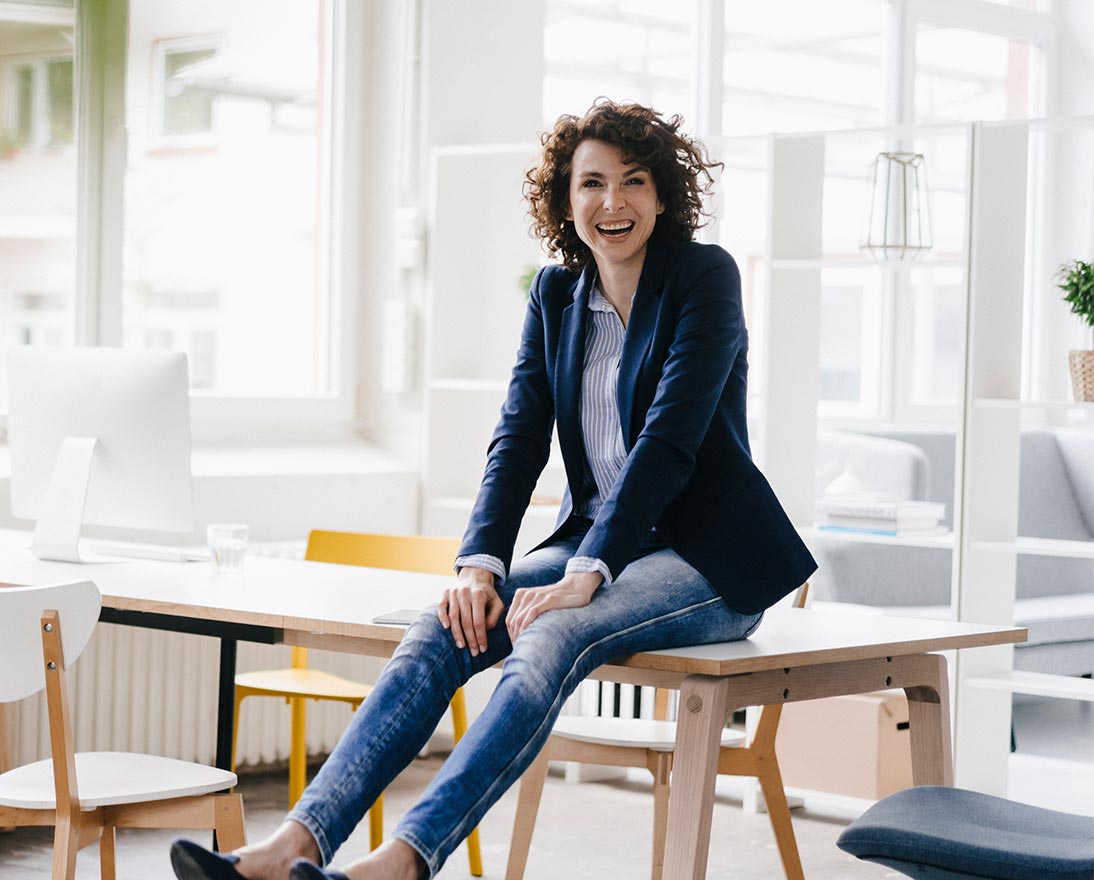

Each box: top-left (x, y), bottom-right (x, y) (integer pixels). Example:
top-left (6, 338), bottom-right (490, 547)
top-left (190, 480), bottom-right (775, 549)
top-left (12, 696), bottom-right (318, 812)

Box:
top-left (7, 346), bottom-right (194, 562)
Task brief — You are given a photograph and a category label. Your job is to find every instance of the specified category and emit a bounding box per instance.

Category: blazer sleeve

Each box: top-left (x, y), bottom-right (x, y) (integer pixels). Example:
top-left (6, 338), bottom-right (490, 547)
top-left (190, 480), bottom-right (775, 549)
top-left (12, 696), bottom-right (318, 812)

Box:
top-left (575, 251), bottom-right (743, 579)
top-left (456, 267), bottom-right (557, 574)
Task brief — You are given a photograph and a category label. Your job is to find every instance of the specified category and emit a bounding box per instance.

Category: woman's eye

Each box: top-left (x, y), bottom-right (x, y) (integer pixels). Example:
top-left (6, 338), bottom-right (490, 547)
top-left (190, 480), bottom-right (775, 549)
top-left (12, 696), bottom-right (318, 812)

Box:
top-left (582, 179), bottom-right (601, 188)
top-left (626, 176), bottom-right (646, 185)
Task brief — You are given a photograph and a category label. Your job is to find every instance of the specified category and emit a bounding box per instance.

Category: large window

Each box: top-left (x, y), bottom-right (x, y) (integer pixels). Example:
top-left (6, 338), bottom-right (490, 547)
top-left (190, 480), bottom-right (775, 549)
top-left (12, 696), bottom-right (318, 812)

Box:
top-left (125, 1), bottom-right (337, 400)
top-left (1, 0), bottom-right (349, 424)
top-left (543, 1), bottom-right (694, 124)
top-left (542, 0), bottom-right (1054, 424)
top-left (0, 3), bottom-right (77, 409)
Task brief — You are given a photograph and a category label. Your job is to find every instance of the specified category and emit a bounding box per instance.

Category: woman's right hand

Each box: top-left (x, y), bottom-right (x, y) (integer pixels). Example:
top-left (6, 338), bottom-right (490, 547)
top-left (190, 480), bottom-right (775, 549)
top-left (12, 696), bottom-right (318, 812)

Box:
top-left (438, 566), bottom-right (505, 657)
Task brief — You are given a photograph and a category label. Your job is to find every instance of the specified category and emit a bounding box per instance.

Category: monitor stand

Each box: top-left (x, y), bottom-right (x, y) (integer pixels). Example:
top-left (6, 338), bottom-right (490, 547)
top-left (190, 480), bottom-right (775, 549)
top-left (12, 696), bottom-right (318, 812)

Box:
top-left (32, 436), bottom-right (98, 563)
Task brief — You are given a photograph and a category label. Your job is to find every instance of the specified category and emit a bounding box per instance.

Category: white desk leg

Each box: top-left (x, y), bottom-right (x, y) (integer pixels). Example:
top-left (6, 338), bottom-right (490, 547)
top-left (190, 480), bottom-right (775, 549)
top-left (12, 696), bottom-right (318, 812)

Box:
top-left (904, 653), bottom-right (953, 787)
top-left (663, 673), bottom-right (728, 880)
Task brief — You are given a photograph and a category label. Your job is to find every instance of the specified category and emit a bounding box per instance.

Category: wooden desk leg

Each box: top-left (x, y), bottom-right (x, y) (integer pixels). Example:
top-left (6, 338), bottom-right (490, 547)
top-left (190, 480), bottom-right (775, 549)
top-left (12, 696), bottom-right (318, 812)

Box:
top-left (904, 653), bottom-right (953, 787)
top-left (662, 674), bottom-right (728, 880)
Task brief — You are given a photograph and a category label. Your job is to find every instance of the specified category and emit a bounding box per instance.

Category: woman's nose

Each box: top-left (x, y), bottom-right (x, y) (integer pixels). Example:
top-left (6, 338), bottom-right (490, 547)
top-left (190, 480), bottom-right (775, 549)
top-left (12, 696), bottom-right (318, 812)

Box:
top-left (602, 185), bottom-right (625, 211)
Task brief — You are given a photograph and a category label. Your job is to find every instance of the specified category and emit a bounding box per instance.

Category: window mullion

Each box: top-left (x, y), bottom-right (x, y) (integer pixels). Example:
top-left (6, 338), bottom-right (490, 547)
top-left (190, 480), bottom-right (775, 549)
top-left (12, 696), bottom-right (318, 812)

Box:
top-left (75, 0), bottom-right (126, 346)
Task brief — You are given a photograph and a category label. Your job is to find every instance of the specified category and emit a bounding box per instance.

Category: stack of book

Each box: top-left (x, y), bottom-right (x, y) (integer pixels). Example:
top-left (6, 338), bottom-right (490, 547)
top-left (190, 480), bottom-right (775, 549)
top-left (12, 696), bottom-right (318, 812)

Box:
top-left (815, 495), bottom-right (947, 536)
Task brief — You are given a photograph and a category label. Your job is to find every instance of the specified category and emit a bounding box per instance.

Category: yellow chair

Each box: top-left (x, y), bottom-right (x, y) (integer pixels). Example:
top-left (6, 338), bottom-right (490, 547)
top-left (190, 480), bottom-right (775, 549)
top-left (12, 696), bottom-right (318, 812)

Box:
top-left (232, 530), bottom-right (483, 875)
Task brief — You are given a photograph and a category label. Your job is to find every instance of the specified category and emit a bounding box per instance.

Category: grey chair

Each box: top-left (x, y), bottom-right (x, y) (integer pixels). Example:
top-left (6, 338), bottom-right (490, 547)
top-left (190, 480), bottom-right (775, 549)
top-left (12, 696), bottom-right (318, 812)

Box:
top-left (836, 785), bottom-right (1094, 880)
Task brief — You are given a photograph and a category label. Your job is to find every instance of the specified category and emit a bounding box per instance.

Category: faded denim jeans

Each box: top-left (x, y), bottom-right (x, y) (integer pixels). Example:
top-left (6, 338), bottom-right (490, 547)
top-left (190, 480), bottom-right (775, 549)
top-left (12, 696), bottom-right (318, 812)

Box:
top-left (287, 524), bottom-right (763, 877)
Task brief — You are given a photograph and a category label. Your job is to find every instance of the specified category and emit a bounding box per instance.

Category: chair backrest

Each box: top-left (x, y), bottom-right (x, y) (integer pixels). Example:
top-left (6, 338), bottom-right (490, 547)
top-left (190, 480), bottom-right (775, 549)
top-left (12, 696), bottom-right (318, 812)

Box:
top-left (0, 581), bottom-right (100, 703)
top-left (306, 530), bottom-right (459, 577)
top-left (295, 531), bottom-right (459, 666)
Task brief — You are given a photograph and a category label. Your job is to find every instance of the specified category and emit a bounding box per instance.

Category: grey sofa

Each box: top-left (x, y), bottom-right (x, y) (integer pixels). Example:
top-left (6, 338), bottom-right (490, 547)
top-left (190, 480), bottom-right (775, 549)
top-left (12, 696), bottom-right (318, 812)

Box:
top-left (810, 427), bottom-right (1094, 676)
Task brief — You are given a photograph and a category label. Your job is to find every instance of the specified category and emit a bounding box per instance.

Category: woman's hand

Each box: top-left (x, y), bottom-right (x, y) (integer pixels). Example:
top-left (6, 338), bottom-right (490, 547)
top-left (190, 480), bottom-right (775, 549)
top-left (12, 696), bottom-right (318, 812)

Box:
top-left (506, 571), bottom-right (602, 644)
top-left (438, 566), bottom-right (505, 656)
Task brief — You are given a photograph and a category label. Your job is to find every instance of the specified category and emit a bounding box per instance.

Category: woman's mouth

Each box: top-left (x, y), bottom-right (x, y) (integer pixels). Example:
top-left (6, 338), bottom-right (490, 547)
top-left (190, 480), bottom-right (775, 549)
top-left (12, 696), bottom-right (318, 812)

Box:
top-left (595, 220), bottom-right (635, 238)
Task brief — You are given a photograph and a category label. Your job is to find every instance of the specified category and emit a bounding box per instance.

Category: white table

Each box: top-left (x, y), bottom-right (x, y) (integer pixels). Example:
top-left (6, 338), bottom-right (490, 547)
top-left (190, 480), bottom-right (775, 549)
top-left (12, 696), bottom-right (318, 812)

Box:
top-left (0, 533), bottom-right (1026, 880)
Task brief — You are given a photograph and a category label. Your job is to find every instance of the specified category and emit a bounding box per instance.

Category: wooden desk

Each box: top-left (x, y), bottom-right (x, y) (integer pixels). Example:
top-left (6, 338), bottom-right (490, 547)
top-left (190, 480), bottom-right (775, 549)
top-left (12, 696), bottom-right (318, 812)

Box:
top-left (0, 537), bottom-right (1025, 880)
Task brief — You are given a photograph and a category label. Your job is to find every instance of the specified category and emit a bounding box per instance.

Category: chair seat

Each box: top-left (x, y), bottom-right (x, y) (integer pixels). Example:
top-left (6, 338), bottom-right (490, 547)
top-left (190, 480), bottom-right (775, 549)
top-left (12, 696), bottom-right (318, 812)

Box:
top-left (235, 667), bottom-right (372, 702)
top-left (0, 752), bottom-right (237, 810)
top-left (551, 715), bottom-right (747, 752)
top-left (836, 785), bottom-right (1094, 880)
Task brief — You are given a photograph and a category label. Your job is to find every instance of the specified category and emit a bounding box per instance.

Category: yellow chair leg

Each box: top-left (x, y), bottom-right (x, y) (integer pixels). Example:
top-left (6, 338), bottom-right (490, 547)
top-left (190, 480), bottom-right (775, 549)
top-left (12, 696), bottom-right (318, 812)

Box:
top-left (289, 696), bottom-right (307, 808)
top-left (231, 692), bottom-right (246, 775)
top-left (368, 793), bottom-right (384, 851)
top-left (450, 689), bottom-right (483, 876)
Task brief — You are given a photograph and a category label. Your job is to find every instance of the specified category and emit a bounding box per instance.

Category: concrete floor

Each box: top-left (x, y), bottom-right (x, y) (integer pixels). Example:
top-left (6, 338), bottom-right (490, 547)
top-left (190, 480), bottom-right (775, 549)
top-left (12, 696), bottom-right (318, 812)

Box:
top-left (0, 757), bottom-right (884, 879)
top-left (2, 695), bottom-right (1090, 879)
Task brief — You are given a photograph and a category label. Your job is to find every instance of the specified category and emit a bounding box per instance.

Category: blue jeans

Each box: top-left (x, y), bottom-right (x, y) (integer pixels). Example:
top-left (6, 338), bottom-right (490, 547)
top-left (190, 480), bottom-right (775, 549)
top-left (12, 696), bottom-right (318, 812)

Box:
top-left (287, 526), bottom-right (763, 877)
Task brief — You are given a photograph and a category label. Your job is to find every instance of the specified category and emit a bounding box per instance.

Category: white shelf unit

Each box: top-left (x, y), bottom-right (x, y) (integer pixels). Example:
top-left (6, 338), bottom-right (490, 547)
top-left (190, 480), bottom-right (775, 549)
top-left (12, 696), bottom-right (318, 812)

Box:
top-left (759, 122), bottom-right (1092, 801)
top-left (970, 537), bottom-right (1094, 559)
top-left (952, 123), bottom-right (1030, 795)
top-left (802, 525), bottom-right (954, 550)
top-left (966, 671), bottom-right (1094, 702)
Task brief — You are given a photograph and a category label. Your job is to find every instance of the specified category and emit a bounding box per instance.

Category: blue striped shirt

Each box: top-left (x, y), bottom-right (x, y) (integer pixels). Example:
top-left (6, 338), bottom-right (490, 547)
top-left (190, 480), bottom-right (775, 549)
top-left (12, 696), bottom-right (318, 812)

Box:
top-left (457, 283), bottom-right (629, 586)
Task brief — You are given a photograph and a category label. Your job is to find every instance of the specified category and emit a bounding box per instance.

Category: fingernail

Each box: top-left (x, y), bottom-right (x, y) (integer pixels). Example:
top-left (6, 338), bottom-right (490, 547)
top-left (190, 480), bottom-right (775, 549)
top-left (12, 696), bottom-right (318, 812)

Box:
top-left (470, 648), bottom-right (478, 657)
top-left (456, 640), bottom-right (463, 648)
top-left (479, 644), bottom-right (486, 653)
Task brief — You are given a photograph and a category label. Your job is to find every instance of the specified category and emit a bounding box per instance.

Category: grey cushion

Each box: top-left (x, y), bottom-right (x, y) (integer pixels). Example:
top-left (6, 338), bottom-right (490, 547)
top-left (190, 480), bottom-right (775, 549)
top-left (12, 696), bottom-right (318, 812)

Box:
top-left (837, 786), bottom-right (1094, 880)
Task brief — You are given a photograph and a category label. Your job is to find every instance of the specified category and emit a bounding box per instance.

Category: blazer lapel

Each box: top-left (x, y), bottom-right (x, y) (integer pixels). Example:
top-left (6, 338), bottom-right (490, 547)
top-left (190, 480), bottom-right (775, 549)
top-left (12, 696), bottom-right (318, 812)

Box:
top-left (618, 244), bottom-right (668, 448)
top-left (555, 265), bottom-right (593, 497)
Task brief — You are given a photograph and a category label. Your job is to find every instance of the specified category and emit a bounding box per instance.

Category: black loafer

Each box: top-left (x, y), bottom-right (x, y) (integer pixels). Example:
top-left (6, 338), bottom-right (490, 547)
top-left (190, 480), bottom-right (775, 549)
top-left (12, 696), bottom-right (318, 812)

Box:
top-left (289, 858), bottom-right (350, 880)
top-left (170, 839), bottom-right (245, 880)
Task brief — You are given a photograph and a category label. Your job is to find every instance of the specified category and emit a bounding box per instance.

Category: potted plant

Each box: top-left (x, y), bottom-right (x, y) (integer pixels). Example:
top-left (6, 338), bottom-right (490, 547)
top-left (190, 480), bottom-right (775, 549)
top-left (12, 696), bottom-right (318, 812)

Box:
top-left (1056, 259), bottom-right (1094, 401)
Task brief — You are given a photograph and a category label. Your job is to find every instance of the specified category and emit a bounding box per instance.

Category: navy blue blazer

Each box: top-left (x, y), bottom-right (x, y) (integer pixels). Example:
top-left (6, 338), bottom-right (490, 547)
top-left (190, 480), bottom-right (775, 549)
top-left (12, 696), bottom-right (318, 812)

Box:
top-left (458, 240), bottom-right (816, 614)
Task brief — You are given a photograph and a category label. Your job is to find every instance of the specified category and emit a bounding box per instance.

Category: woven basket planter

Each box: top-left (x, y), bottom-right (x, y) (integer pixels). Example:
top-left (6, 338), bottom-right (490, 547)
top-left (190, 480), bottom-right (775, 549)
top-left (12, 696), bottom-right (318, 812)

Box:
top-left (1069, 350), bottom-right (1094, 402)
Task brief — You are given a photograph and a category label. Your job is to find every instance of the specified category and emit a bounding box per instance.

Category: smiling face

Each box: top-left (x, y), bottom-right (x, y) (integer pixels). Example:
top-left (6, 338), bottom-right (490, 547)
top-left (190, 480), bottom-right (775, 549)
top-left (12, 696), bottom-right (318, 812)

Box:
top-left (567, 139), bottom-right (665, 278)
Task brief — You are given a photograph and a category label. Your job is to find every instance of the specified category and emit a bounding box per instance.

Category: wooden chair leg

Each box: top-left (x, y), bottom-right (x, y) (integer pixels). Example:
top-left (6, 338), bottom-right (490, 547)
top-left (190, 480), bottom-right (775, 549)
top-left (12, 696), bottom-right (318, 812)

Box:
top-left (505, 745), bottom-right (551, 880)
top-left (288, 696), bottom-right (307, 808)
top-left (450, 688), bottom-right (483, 876)
top-left (756, 761), bottom-right (804, 880)
top-left (52, 815), bottom-right (79, 880)
top-left (368, 794), bottom-right (384, 851)
top-left (215, 793), bottom-right (248, 852)
top-left (648, 751), bottom-right (671, 880)
top-left (99, 825), bottom-right (116, 880)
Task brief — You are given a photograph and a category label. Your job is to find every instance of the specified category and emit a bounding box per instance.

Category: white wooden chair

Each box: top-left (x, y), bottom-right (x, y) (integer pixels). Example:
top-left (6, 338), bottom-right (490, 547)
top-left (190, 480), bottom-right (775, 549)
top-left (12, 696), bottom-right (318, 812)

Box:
top-left (506, 583), bottom-right (810, 880)
top-left (0, 581), bottom-right (246, 880)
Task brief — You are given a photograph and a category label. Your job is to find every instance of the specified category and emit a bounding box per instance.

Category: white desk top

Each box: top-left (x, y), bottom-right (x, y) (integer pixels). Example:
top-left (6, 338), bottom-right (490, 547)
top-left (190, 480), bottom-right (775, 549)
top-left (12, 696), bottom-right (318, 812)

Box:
top-left (0, 532), bottom-right (1025, 676)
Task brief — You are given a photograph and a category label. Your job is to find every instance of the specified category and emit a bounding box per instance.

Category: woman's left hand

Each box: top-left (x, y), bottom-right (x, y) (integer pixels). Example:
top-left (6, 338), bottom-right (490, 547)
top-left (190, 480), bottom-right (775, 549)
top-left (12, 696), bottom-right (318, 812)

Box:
top-left (507, 571), bottom-right (603, 643)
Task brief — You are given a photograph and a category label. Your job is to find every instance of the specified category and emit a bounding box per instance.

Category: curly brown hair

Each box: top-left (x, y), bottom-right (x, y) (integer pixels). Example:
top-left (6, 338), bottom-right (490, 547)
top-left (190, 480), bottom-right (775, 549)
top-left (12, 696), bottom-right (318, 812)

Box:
top-left (525, 99), bottom-right (720, 273)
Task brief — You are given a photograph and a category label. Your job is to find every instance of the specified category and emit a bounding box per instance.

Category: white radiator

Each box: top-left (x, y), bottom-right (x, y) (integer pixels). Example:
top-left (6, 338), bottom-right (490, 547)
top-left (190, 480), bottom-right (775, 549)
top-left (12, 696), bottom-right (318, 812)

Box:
top-left (3, 623), bottom-right (391, 770)
top-left (2, 542), bottom-right (390, 770)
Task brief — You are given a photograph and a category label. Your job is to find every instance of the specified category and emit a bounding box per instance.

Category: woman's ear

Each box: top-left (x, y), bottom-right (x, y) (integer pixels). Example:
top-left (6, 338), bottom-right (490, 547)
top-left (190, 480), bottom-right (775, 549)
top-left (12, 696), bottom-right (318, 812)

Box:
top-left (656, 199), bottom-right (665, 215)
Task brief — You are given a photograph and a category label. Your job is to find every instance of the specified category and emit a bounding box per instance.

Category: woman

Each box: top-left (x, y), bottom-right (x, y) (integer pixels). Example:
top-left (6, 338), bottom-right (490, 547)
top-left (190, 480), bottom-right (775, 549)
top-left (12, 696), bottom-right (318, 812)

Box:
top-left (171, 99), bottom-right (816, 880)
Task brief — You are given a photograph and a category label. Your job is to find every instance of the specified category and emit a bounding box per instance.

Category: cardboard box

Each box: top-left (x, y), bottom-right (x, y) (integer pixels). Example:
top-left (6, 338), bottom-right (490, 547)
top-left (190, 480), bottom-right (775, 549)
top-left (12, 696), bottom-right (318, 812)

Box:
top-left (774, 690), bottom-right (913, 799)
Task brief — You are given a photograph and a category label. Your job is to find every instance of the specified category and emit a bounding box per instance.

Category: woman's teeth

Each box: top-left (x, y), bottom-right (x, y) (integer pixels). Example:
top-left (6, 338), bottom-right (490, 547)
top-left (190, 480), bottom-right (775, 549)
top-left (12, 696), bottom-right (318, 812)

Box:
top-left (597, 221), bottom-right (634, 237)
